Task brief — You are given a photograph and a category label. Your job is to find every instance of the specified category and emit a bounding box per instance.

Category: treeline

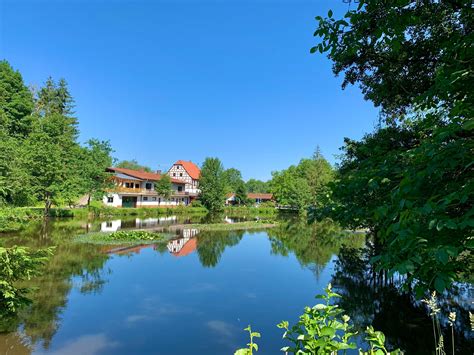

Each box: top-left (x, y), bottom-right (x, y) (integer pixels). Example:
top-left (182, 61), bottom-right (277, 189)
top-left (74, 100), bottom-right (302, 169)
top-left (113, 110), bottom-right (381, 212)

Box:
top-left (310, 0), bottom-right (473, 295)
top-left (197, 150), bottom-right (334, 212)
top-left (0, 61), bottom-right (113, 215)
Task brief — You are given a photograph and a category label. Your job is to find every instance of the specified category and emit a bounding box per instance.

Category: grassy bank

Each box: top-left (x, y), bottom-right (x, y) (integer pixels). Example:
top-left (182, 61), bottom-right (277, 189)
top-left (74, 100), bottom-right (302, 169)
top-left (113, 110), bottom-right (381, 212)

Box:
top-left (169, 220), bottom-right (278, 232)
top-left (224, 206), bottom-right (277, 216)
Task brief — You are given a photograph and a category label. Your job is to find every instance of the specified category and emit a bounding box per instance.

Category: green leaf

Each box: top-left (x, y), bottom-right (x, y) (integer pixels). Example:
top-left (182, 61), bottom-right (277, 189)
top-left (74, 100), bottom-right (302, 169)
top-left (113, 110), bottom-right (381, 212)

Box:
top-left (434, 276), bottom-right (446, 293)
top-left (328, 9), bottom-right (333, 18)
top-left (320, 326), bottom-right (336, 337)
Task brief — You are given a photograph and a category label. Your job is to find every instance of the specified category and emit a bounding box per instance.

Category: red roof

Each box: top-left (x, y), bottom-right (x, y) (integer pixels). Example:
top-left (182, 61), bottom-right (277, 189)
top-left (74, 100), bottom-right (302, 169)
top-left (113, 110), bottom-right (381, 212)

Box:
top-left (248, 193), bottom-right (273, 200)
top-left (173, 160), bottom-right (201, 180)
top-left (172, 238), bottom-right (197, 257)
top-left (107, 167), bottom-right (185, 184)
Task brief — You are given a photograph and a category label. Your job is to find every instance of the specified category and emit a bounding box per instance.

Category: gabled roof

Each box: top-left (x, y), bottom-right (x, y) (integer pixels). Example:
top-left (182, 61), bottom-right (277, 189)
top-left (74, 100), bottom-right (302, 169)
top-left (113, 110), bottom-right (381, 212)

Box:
top-left (172, 238), bottom-right (197, 257)
top-left (107, 167), bottom-right (185, 184)
top-left (248, 193), bottom-right (273, 200)
top-left (172, 160), bottom-right (201, 180)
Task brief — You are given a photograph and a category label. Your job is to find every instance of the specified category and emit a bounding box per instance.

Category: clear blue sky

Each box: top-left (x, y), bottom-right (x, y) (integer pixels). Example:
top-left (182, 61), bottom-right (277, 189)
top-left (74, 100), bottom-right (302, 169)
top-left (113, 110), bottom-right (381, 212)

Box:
top-left (1, 0), bottom-right (378, 181)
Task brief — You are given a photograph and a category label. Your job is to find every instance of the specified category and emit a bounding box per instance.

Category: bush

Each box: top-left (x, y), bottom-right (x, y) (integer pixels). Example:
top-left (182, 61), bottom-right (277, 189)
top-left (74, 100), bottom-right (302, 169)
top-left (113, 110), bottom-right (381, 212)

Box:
top-left (0, 246), bottom-right (53, 318)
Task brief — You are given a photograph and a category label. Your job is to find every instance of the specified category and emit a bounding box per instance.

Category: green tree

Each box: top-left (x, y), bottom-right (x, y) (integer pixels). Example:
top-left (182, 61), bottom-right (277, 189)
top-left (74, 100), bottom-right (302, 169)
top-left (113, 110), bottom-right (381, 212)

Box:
top-left (199, 157), bottom-right (226, 212)
top-left (245, 179), bottom-right (269, 193)
top-left (154, 174), bottom-right (173, 200)
top-left (0, 60), bottom-right (35, 138)
top-left (313, 0), bottom-right (473, 294)
top-left (24, 78), bottom-right (83, 214)
top-left (271, 166), bottom-right (312, 211)
top-left (80, 139), bottom-right (114, 206)
top-left (223, 168), bottom-right (243, 193)
top-left (116, 159), bottom-right (152, 172)
top-left (234, 180), bottom-right (250, 205)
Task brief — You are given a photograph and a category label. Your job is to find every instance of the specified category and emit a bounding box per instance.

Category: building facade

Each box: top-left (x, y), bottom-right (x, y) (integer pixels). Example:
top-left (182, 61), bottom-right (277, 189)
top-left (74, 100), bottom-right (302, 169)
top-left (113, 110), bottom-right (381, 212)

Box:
top-left (167, 160), bottom-right (201, 195)
top-left (103, 167), bottom-right (191, 208)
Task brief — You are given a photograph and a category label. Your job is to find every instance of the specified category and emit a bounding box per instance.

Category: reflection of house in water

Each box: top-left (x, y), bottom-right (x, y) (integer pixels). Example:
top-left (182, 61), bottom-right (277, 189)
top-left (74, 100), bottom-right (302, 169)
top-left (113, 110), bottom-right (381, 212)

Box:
top-left (101, 220), bottom-right (122, 232)
top-left (100, 216), bottom-right (178, 232)
top-left (167, 229), bottom-right (199, 257)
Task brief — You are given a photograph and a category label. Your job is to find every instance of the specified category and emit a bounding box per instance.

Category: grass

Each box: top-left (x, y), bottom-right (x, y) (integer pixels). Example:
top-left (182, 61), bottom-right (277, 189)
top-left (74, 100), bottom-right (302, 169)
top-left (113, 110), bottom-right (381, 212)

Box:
top-left (174, 220), bottom-right (278, 231)
top-left (74, 230), bottom-right (170, 245)
top-left (224, 206), bottom-right (277, 216)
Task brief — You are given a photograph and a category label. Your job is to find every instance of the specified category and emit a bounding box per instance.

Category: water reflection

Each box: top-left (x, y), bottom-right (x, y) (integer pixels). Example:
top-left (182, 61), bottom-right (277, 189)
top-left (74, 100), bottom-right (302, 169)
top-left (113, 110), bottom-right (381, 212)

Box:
top-left (0, 216), bottom-right (472, 354)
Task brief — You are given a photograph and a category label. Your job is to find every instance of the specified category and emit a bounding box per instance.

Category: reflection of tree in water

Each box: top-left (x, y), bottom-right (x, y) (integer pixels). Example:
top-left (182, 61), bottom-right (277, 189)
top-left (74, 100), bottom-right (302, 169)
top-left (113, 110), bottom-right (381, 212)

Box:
top-left (196, 230), bottom-right (244, 267)
top-left (0, 219), bottom-right (109, 350)
top-left (332, 246), bottom-right (474, 354)
top-left (267, 218), bottom-right (365, 277)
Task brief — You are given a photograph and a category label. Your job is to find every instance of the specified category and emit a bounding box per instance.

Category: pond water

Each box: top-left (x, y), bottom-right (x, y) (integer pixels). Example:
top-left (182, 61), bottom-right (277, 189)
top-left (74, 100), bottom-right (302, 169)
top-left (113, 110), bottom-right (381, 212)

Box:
top-left (0, 215), bottom-right (472, 354)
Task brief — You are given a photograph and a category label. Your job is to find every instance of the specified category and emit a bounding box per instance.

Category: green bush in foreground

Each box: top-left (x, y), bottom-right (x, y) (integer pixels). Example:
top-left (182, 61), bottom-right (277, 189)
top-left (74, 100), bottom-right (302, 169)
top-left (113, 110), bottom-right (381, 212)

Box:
top-left (0, 246), bottom-right (53, 318)
top-left (236, 284), bottom-right (401, 355)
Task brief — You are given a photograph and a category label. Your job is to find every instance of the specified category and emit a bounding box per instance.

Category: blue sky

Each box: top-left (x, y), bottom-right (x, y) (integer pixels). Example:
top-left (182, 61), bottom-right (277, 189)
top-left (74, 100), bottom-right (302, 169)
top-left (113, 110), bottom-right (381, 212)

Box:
top-left (1, 0), bottom-right (378, 181)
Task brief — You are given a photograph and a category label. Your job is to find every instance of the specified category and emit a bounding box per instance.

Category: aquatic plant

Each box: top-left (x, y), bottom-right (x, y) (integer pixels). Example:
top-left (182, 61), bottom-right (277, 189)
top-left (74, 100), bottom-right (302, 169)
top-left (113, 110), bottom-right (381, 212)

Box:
top-left (234, 325), bottom-right (261, 355)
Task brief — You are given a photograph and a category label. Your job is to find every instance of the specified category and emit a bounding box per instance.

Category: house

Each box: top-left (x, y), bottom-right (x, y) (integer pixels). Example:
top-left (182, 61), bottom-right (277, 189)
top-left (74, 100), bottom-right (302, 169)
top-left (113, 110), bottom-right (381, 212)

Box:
top-left (225, 192), bottom-right (274, 205)
top-left (103, 167), bottom-right (191, 208)
top-left (167, 160), bottom-right (200, 195)
top-left (248, 193), bottom-right (274, 204)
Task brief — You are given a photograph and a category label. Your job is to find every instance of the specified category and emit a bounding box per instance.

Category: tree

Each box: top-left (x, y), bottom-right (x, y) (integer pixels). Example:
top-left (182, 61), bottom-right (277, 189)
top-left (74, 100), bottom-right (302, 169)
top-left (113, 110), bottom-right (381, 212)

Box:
top-left (116, 159), bottom-right (152, 172)
top-left (24, 78), bottom-right (83, 214)
top-left (245, 179), bottom-right (269, 193)
top-left (199, 157), bottom-right (226, 212)
top-left (234, 180), bottom-right (249, 205)
top-left (0, 60), bottom-right (35, 138)
top-left (312, 0), bottom-right (472, 122)
top-left (271, 166), bottom-right (312, 211)
top-left (80, 139), bottom-right (114, 206)
top-left (154, 174), bottom-right (173, 200)
top-left (223, 168), bottom-right (243, 193)
top-left (313, 0), bottom-right (473, 294)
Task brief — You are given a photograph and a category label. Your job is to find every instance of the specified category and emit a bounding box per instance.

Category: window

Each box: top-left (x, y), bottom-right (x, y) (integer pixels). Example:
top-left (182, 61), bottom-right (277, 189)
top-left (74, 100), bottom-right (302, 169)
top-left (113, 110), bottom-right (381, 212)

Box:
top-left (177, 165), bottom-right (180, 169)
top-left (143, 197), bottom-right (148, 201)
top-left (179, 173), bottom-right (183, 177)
top-left (178, 186), bottom-right (183, 192)
top-left (107, 196), bottom-right (114, 203)
top-left (145, 183), bottom-right (152, 190)
top-left (173, 173), bottom-right (176, 177)
top-left (125, 182), bottom-right (130, 188)
top-left (135, 183), bottom-right (140, 188)
top-left (106, 221), bottom-right (112, 227)
top-left (152, 197), bottom-right (157, 201)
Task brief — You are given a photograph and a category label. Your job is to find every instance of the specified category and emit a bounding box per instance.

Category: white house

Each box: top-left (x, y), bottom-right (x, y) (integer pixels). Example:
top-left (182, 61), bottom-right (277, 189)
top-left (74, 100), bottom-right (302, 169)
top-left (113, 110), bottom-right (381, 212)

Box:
top-left (103, 167), bottom-right (191, 208)
top-left (167, 160), bottom-right (201, 196)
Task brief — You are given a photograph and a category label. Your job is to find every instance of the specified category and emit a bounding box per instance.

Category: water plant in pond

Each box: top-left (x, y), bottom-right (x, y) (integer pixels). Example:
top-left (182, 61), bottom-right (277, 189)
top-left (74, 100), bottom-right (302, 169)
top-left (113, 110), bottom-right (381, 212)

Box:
top-left (75, 230), bottom-right (168, 244)
top-left (237, 284), bottom-right (401, 354)
top-left (234, 325), bottom-right (261, 355)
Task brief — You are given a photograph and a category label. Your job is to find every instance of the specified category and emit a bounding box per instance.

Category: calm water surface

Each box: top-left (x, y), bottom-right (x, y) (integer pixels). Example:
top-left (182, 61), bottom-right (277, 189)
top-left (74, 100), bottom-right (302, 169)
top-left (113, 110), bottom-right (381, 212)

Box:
top-left (0, 216), bottom-right (472, 354)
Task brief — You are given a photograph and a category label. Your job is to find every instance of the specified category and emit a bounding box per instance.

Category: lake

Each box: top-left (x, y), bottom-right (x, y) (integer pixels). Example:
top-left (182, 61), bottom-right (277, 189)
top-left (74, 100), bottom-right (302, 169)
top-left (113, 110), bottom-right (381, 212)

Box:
top-left (0, 215), bottom-right (472, 354)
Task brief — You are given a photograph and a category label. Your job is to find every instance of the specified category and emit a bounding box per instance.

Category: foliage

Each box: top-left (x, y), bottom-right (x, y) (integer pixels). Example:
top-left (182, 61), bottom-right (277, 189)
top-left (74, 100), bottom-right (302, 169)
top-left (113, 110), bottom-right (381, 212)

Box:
top-left (235, 180), bottom-right (250, 205)
top-left (234, 325), bottom-right (261, 355)
top-left (235, 285), bottom-right (400, 354)
top-left (0, 60), bottom-right (34, 138)
top-left (116, 159), bottom-right (152, 172)
top-left (199, 157), bottom-right (226, 212)
top-left (270, 149), bottom-right (334, 211)
top-left (246, 179), bottom-right (270, 193)
top-left (0, 246), bottom-right (53, 319)
top-left (154, 174), bottom-right (173, 200)
top-left (312, 0), bottom-right (473, 294)
top-left (223, 168), bottom-right (244, 193)
top-left (0, 61), bottom-right (114, 214)
top-left (80, 139), bottom-right (114, 206)
top-left (75, 230), bottom-right (167, 244)
top-left (312, 0), bottom-right (472, 122)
